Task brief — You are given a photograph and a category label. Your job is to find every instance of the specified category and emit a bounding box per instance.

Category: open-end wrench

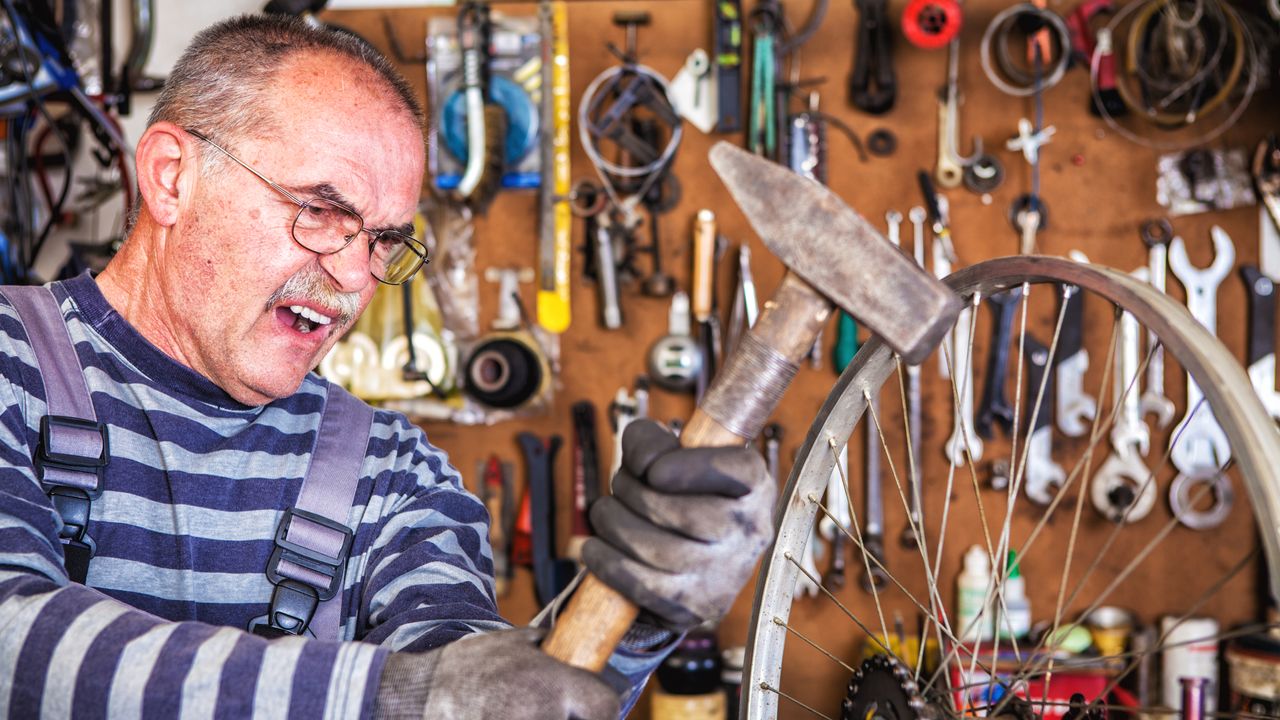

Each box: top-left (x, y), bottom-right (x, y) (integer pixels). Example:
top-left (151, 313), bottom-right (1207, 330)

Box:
top-left (1243, 205), bottom-right (1280, 419)
top-left (608, 385), bottom-right (639, 479)
top-left (1092, 269), bottom-right (1156, 523)
top-left (976, 288), bottom-right (1023, 439)
top-left (935, 25), bottom-right (980, 189)
top-left (885, 209), bottom-right (903, 248)
top-left (945, 297), bottom-right (983, 465)
top-left (1055, 283), bottom-right (1097, 437)
top-left (902, 360), bottom-right (923, 550)
top-left (1168, 228), bottom-right (1234, 478)
top-left (1022, 335), bottom-right (1066, 505)
top-left (1139, 219), bottom-right (1176, 427)
top-left (932, 194), bottom-right (954, 380)
top-left (796, 524), bottom-right (822, 599)
top-left (594, 220), bottom-right (624, 329)
top-left (901, 206), bottom-right (927, 549)
top-left (1241, 265), bottom-right (1280, 419)
top-left (860, 391), bottom-right (889, 592)
top-left (819, 442), bottom-right (850, 590)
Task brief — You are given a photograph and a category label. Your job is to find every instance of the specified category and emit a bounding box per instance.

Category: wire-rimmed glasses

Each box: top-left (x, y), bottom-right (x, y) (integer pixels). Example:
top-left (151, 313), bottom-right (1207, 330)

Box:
top-left (184, 128), bottom-right (428, 285)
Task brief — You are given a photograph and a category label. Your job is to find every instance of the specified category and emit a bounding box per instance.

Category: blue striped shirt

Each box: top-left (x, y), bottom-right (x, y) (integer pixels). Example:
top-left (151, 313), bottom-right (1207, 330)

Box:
top-left (0, 274), bottom-right (661, 718)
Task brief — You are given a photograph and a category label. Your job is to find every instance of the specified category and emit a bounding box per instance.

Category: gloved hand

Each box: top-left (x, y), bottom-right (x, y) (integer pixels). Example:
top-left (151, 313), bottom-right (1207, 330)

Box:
top-left (582, 419), bottom-right (775, 633)
top-left (374, 627), bottom-right (620, 720)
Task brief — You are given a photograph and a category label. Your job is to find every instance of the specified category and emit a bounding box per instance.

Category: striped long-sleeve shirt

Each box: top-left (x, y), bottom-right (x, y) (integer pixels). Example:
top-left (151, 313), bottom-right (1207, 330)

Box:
top-left (0, 273), bottom-right (665, 718)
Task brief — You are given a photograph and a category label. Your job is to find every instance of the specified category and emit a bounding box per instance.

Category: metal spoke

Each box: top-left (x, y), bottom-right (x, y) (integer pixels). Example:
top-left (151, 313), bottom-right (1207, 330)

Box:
top-left (752, 259), bottom-right (1275, 719)
top-left (781, 550), bottom-right (906, 667)
top-left (770, 616), bottom-right (857, 675)
top-left (995, 447), bottom-right (1238, 707)
top-left (931, 292), bottom-right (986, 695)
top-left (825, 435), bottom-right (891, 653)
top-left (758, 683), bottom-right (838, 720)
top-left (809, 496), bottom-right (997, 677)
top-left (1087, 545), bottom-right (1258, 706)
top-left (1038, 305), bottom-right (1126, 706)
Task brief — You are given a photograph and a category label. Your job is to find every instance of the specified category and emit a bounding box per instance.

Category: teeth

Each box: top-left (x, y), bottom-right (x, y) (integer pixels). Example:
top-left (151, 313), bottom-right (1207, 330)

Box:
top-left (288, 305), bottom-right (332, 326)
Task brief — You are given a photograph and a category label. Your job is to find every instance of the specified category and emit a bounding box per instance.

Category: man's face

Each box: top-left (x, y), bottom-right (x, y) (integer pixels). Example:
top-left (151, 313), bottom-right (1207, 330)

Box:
top-left (163, 52), bottom-right (424, 405)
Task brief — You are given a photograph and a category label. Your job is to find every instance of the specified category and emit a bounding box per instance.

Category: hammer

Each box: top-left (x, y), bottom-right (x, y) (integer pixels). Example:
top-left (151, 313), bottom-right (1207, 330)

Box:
top-left (541, 142), bottom-right (962, 670)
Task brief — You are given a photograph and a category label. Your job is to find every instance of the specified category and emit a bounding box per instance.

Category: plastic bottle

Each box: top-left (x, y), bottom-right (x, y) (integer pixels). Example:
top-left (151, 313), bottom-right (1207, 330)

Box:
top-left (720, 645), bottom-right (745, 720)
top-left (957, 545), bottom-right (994, 643)
top-left (652, 630), bottom-right (726, 719)
top-left (996, 550), bottom-right (1032, 640)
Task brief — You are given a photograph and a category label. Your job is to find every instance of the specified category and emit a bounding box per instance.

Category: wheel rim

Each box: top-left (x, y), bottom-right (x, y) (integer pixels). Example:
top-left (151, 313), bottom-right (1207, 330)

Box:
top-left (743, 255), bottom-right (1280, 718)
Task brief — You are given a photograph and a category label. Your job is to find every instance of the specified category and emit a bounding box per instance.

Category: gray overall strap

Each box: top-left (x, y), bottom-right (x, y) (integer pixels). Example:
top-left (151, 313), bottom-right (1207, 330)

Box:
top-left (1, 285), bottom-right (108, 584)
top-left (252, 383), bottom-right (374, 640)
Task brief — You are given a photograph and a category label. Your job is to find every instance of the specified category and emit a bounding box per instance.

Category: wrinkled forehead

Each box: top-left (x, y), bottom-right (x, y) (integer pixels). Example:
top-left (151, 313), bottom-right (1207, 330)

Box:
top-left (263, 50), bottom-right (421, 141)
top-left (256, 51), bottom-right (425, 218)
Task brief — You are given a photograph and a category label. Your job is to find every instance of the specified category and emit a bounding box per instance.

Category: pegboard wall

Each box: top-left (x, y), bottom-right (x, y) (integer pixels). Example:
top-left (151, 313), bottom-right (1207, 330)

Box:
top-left (324, 1), bottom-right (1275, 716)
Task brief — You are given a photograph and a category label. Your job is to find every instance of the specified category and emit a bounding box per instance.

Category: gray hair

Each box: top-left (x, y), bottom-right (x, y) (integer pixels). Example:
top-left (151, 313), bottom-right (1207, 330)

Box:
top-left (150, 13), bottom-right (422, 134)
top-left (125, 14), bottom-right (422, 231)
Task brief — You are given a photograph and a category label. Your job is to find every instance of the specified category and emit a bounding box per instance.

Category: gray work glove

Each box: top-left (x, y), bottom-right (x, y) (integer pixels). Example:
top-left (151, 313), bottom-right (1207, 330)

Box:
top-left (582, 419), bottom-right (775, 633)
top-left (374, 627), bottom-right (620, 720)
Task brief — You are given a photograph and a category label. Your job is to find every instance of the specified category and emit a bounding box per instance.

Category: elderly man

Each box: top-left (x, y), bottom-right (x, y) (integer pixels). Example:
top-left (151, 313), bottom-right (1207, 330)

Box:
top-left (0, 13), bottom-right (773, 720)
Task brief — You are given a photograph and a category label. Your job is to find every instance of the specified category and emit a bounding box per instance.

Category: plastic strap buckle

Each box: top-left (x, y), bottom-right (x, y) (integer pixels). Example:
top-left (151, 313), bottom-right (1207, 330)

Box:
top-left (265, 508), bottom-right (353, 602)
top-left (36, 415), bottom-right (109, 496)
top-left (248, 579), bottom-right (321, 638)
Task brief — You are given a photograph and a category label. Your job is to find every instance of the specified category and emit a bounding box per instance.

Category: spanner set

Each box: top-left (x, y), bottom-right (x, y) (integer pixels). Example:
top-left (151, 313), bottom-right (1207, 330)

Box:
top-left (794, 207), bottom-right (1280, 607)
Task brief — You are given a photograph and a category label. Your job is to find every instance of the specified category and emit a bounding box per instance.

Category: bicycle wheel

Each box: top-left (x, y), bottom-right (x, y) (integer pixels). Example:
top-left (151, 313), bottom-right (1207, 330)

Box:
top-left (743, 255), bottom-right (1280, 718)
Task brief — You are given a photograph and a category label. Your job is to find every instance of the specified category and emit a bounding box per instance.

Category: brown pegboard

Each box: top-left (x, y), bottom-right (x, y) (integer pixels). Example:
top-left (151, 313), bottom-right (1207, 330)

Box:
top-left (324, 1), bottom-right (1274, 716)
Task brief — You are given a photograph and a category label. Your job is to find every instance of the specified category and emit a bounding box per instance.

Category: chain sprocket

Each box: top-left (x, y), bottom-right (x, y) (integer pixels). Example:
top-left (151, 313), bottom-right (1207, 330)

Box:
top-left (841, 655), bottom-right (936, 720)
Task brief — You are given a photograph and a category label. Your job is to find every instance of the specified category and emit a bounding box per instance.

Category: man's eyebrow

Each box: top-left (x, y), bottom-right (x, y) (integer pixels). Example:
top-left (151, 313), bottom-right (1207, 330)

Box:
top-left (296, 182), bottom-right (361, 214)
top-left (293, 182), bottom-right (414, 236)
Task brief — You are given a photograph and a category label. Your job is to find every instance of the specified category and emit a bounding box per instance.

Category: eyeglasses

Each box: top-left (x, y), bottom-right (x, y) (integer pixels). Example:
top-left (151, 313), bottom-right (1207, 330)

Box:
top-left (184, 128), bottom-right (428, 285)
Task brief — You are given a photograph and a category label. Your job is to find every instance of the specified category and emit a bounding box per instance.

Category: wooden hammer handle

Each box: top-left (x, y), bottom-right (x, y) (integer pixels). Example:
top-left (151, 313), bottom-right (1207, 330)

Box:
top-left (542, 271), bottom-right (832, 670)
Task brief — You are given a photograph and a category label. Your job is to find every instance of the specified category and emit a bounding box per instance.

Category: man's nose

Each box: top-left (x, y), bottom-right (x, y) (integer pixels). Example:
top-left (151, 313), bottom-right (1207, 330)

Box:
top-left (318, 237), bottom-right (373, 294)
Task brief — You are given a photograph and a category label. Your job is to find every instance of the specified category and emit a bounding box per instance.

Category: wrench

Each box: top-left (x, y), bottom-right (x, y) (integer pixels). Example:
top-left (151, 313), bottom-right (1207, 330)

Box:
top-left (1055, 283), bottom-right (1098, 437)
top-left (796, 525), bottom-right (822, 598)
top-left (1169, 471), bottom-right (1234, 529)
top-left (1022, 335), bottom-right (1066, 505)
top-left (860, 391), bottom-right (889, 592)
top-left (1091, 269), bottom-right (1156, 523)
top-left (1139, 220), bottom-right (1176, 428)
top-left (769, 425), bottom-right (816, 598)
top-left (932, 195), bottom-right (954, 380)
top-left (945, 297), bottom-right (983, 465)
top-left (885, 209), bottom-right (903, 248)
top-left (819, 441), bottom-right (850, 589)
top-left (976, 288), bottom-right (1022, 438)
top-left (1167, 228), bottom-right (1234, 477)
top-left (1241, 265), bottom-right (1280, 419)
top-left (901, 207), bottom-right (927, 550)
top-left (934, 28), bottom-right (980, 189)
top-left (593, 221), bottom-right (624, 329)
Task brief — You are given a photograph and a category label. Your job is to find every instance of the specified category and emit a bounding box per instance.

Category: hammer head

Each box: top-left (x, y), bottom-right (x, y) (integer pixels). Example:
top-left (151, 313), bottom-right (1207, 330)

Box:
top-left (710, 142), bottom-right (961, 365)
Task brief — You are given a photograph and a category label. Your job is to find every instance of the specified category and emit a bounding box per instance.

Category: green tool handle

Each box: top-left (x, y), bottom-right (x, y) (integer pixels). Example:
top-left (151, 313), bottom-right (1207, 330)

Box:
top-left (833, 311), bottom-right (859, 373)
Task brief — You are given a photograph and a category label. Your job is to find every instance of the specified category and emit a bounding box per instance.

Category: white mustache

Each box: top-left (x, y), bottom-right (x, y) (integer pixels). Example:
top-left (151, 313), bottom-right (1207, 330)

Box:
top-left (266, 269), bottom-right (361, 326)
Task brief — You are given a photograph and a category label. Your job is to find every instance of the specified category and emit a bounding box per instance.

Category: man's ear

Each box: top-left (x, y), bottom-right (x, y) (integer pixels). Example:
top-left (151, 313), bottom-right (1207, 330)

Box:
top-left (134, 122), bottom-right (198, 228)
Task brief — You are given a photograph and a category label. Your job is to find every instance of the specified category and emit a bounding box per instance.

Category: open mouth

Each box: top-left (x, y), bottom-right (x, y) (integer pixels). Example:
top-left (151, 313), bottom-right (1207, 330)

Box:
top-left (277, 304), bottom-right (334, 335)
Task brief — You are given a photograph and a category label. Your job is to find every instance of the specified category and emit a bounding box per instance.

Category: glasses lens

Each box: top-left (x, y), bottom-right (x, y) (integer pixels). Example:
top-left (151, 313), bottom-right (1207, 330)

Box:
top-left (292, 199), bottom-right (362, 254)
top-left (371, 231), bottom-right (427, 284)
